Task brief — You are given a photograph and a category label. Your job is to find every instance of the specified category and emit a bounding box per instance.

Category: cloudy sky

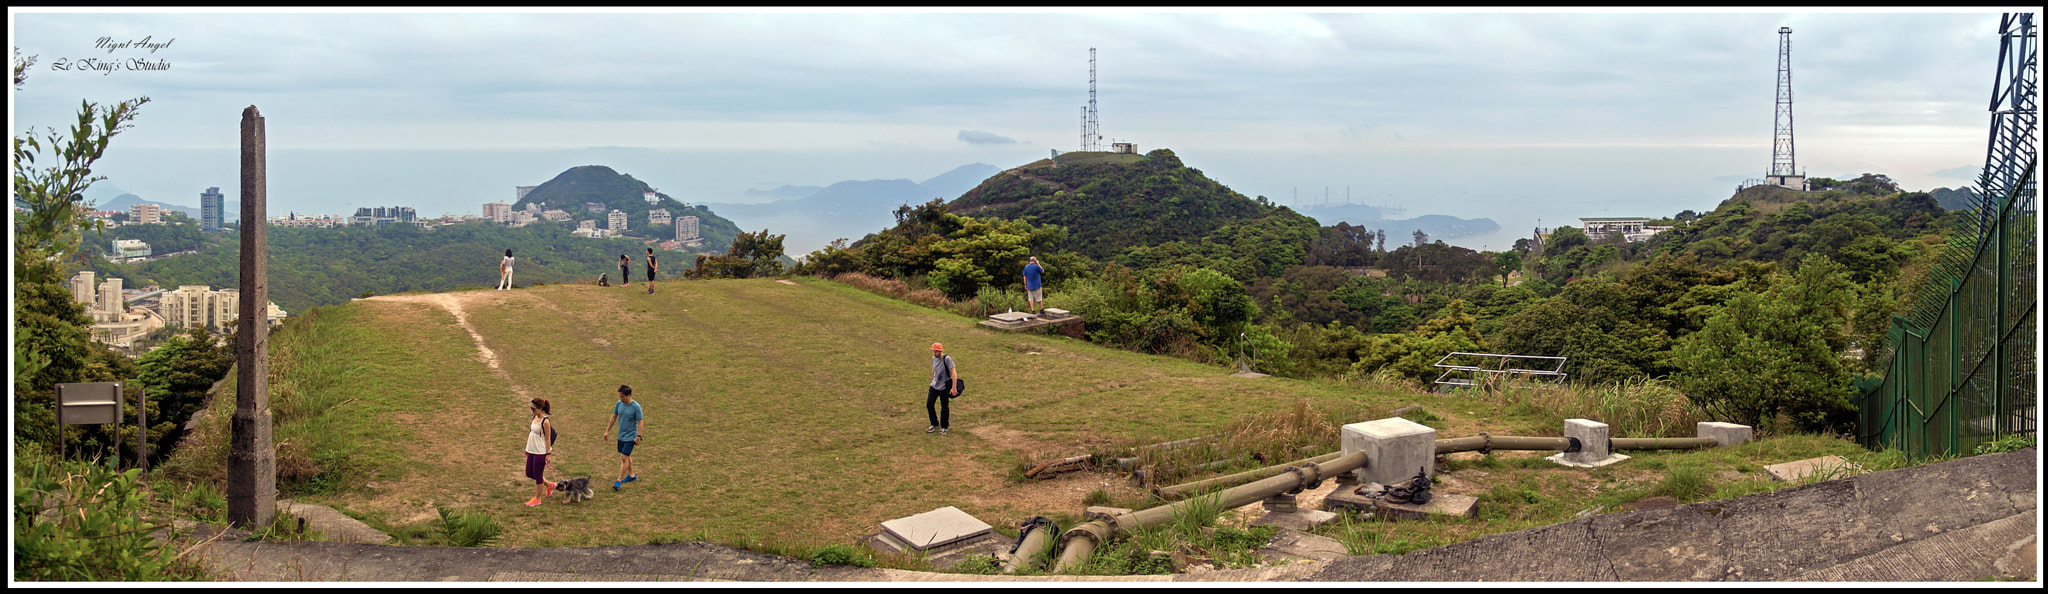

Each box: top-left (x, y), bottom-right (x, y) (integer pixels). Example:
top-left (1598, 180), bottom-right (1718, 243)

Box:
top-left (8, 7), bottom-right (2026, 251)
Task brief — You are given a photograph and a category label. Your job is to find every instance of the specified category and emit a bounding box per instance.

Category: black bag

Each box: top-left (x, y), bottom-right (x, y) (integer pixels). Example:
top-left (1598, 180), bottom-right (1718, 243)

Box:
top-left (951, 378), bottom-right (965, 399)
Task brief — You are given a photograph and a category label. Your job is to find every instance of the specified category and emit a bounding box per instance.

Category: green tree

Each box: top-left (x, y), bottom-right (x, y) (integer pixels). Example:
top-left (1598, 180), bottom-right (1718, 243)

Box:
top-left (1493, 250), bottom-right (1522, 286)
top-left (1670, 254), bottom-right (1858, 433)
top-left (12, 48), bottom-right (149, 452)
top-left (690, 229), bottom-right (787, 279)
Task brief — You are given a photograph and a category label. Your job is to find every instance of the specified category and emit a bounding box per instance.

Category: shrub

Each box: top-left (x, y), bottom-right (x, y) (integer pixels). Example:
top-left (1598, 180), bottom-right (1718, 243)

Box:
top-left (14, 445), bottom-right (204, 581)
top-left (434, 506), bottom-right (502, 547)
top-left (808, 544), bottom-right (877, 568)
top-left (1974, 434), bottom-right (2035, 455)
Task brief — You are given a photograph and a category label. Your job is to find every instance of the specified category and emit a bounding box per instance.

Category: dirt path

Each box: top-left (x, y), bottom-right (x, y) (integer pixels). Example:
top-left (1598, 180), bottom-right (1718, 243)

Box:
top-left (363, 292), bottom-right (531, 405)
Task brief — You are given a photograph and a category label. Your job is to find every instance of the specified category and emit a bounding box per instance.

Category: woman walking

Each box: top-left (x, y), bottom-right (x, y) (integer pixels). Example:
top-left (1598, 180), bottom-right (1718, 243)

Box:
top-left (524, 398), bottom-right (556, 507)
top-left (498, 249), bottom-right (515, 290)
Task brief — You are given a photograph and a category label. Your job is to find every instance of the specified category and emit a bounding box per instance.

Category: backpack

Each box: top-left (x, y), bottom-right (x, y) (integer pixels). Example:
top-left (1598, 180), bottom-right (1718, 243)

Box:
top-left (941, 355), bottom-right (965, 399)
top-left (545, 417), bottom-right (558, 447)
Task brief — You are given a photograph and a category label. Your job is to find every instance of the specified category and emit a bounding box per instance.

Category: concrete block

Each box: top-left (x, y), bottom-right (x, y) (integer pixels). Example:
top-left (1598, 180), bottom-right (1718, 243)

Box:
top-left (1042, 308), bottom-right (1071, 318)
top-left (1375, 493), bottom-right (1480, 521)
top-left (1766, 455), bottom-right (1859, 483)
top-left (988, 312), bottom-right (1033, 323)
top-left (879, 506), bottom-right (992, 551)
top-left (1551, 418), bottom-right (1630, 468)
top-left (1262, 494), bottom-right (1298, 513)
top-left (1697, 421), bottom-right (1754, 447)
top-left (1252, 509), bottom-right (1340, 532)
top-left (1342, 418), bottom-right (1437, 487)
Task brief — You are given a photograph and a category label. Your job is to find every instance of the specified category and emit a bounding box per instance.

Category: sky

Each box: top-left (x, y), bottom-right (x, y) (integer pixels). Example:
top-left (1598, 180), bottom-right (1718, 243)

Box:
top-left (8, 7), bottom-right (2030, 253)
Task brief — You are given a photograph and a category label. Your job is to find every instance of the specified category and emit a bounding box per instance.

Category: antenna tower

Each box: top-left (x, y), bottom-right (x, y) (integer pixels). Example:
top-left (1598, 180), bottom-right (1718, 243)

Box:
top-left (1977, 13), bottom-right (2037, 209)
top-left (1769, 27), bottom-right (1799, 184)
top-left (1080, 48), bottom-right (1100, 152)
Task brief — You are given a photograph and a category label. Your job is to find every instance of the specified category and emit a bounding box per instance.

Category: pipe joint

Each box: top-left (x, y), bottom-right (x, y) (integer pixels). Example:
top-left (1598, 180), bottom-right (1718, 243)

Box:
top-left (1478, 432), bottom-right (1492, 456)
top-left (1059, 521), bottom-right (1110, 548)
top-left (1282, 462), bottom-right (1322, 494)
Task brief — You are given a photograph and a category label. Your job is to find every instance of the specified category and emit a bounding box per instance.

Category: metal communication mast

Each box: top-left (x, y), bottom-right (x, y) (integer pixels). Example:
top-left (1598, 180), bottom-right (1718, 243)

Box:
top-left (1768, 26), bottom-right (1804, 189)
top-left (1080, 47), bottom-right (1101, 152)
top-left (1977, 13), bottom-right (2037, 209)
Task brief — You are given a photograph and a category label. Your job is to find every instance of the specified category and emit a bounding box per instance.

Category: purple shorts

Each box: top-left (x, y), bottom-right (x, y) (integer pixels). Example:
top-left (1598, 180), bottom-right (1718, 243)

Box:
top-left (525, 452), bottom-right (548, 484)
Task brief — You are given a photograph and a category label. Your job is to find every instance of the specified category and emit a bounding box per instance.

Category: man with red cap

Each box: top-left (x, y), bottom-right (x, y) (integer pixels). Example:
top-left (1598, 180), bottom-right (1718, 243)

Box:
top-left (926, 342), bottom-right (959, 435)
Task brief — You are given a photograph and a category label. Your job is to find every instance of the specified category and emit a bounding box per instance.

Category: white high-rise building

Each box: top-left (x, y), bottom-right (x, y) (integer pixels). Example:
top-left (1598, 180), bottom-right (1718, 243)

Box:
top-left (70, 271), bottom-right (98, 307)
top-left (677, 215), bottom-right (700, 242)
top-left (128, 203), bottom-right (165, 225)
top-left (96, 277), bottom-right (124, 323)
top-left (482, 201), bottom-right (513, 224)
top-left (608, 210), bottom-right (629, 231)
top-left (648, 209), bottom-right (672, 226)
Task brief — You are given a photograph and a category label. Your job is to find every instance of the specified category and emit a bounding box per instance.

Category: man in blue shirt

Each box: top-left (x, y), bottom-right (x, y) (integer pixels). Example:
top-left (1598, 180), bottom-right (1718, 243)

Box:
top-left (604, 384), bottom-right (644, 491)
top-left (1022, 256), bottom-right (1046, 315)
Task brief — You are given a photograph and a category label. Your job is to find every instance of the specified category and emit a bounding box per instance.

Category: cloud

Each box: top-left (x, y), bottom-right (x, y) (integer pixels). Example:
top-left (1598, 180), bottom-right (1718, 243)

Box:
top-left (1929, 166), bottom-right (1979, 181)
top-left (957, 130), bottom-right (1018, 145)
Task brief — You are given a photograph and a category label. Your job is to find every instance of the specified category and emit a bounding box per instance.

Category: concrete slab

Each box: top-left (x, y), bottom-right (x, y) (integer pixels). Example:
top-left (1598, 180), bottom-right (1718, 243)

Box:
top-left (1260, 527), bottom-right (1351, 563)
top-left (1320, 483), bottom-right (1378, 515)
top-left (1374, 493), bottom-right (1479, 521)
top-left (1766, 455), bottom-right (1859, 482)
top-left (879, 506), bottom-right (993, 551)
top-left (275, 499), bottom-right (391, 544)
top-left (988, 312), bottom-right (1034, 323)
top-left (1042, 308), bottom-right (1072, 318)
top-left (1547, 451), bottom-right (1631, 468)
top-left (1252, 509), bottom-right (1341, 532)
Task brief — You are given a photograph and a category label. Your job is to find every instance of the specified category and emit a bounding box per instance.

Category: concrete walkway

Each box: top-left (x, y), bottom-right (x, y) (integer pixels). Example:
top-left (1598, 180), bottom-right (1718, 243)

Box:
top-left (183, 448), bottom-right (2038, 582)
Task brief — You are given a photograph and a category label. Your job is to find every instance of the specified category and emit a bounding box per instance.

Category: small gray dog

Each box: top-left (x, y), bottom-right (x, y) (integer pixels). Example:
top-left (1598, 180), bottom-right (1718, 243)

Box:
top-left (554, 477), bottom-right (595, 503)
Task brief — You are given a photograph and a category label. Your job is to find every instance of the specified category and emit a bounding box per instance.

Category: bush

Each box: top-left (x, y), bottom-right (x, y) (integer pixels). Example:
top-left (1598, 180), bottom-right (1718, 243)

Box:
top-left (434, 506), bottom-right (502, 547)
top-left (807, 544), bottom-right (877, 568)
top-left (1974, 434), bottom-right (2035, 455)
top-left (13, 444), bottom-right (205, 581)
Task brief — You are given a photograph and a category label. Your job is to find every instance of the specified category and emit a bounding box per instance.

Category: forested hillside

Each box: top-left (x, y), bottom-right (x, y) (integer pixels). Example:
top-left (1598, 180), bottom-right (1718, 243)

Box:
top-left (797, 151), bottom-right (1959, 436)
top-left (81, 220), bottom-right (684, 314)
top-left (514, 164), bottom-right (745, 251)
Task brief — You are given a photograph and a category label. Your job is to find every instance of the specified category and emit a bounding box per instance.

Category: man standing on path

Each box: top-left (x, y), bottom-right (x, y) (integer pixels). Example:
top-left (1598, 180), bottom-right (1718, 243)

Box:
top-left (926, 343), bottom-right (959, 435)
top-left (603, 384), bottom-right (644, 490)
top-left (1022, 256), bottom-right (1046, 315)
top-left (645, 247), bottom-right (658, 294)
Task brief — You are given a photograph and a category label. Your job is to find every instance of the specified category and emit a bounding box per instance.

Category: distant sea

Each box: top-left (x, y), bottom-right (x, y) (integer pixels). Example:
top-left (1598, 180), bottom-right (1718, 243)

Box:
top-left (85, 145), bottom-right (1971, 254)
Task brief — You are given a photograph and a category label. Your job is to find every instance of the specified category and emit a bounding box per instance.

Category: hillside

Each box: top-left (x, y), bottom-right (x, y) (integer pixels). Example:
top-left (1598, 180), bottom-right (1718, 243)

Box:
top-left (949, 148), bottom-right (1318, 260)
top-left (1639, 179), bottom-right (1956, 282)
top-left (515, 165), bottom-right (744, 250)
top-left (166, 278), bottom-right (1392, 548)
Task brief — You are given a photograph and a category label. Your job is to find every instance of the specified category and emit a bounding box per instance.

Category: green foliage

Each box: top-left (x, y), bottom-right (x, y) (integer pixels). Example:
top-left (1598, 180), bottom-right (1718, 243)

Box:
top-left (132, 327), bottom-right (236, 465)
top-left (1657, 464), bottom-right (1710, 501)
top-left (690, 228), bottom-right (788, 279)
top-left (13, 444), bottom-right (201, 581)
top-left (1671, 254), bottom-right (1858, 433)
top-left (949, 555), bottom-right (1003, 575)
top-left (807, 544), bottom-right (878, 568)
top-left (434, 505), bottom-right (503, 547)
top-left (1974, 434), bottom-right (2035, 455)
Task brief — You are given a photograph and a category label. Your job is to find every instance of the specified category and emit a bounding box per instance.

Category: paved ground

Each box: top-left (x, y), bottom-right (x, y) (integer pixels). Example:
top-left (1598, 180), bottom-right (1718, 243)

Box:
top-left (183, 448), bottom-right (2038, 582)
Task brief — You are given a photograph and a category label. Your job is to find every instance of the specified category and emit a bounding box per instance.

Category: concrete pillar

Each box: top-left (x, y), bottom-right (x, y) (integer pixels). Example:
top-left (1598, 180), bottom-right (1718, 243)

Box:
top-left (1262, 493), bottom-right (1298, 513)
top-left (227, 106), bottom-right (275, 529)
top-left (1697, 422), bottom-right (1754, 447)
top-left (1550, 418), bottom-right (1629, 468)
top-left (1341, 418), bottom-right (1436, 487)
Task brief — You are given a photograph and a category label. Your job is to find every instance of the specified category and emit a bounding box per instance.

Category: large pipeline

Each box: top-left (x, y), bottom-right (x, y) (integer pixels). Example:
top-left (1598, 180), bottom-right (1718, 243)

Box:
top-left (1052, 451), bottom-right (1369, 572)
top-left (1002, 518), bottom-right (1057, 573)
top-left (1158, 452), bottom-right (1343, 500)
top-left (1056, 433), bottom-right (1720, 571)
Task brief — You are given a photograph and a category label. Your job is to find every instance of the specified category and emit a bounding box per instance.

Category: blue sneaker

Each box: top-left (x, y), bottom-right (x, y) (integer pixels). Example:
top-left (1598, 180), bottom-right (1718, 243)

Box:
top-left (623, 475), bottom-right (637, 484)
top-left (613, 479), bottom-right (622, 491)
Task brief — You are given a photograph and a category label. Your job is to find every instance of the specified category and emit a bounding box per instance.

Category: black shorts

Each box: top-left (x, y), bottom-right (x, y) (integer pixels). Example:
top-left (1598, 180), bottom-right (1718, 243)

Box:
top-left (647, 267), bottom-right (656, 281)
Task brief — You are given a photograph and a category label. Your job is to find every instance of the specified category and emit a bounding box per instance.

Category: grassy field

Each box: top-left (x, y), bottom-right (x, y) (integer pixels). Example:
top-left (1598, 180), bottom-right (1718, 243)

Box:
top-left (159, 275), bottom-right (1932, 570)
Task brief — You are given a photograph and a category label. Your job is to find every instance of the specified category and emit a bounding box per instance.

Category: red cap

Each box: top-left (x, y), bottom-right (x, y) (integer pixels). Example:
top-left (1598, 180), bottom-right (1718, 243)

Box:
top-left (931, 342), bottom-right (944, 351)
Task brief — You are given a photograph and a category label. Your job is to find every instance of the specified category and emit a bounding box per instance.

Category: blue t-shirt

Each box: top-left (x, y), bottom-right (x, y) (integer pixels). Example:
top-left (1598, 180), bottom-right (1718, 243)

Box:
top-left (614, 400), bottom-right (643, 441)
top-left (1023, 263), bottom-right (1044, 290)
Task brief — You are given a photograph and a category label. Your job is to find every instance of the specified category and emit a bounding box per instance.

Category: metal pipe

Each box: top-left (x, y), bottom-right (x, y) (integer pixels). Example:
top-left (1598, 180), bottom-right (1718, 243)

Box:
top-left (1611, 437), bottom-right (1718, 450)
top-left (1434, 435), bottom-right (1574, 454)
top-left (1003, 521), bottom-right (1056, 573)
top-left (1158, 452), bottom-right (1343, 500)
top-left (1053, 451), bottom-right (1369, 572)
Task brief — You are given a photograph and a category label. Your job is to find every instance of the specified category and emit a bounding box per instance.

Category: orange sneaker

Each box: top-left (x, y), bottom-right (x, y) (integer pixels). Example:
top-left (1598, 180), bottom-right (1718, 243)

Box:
top-left (524, 497), bottom-right (541, 507)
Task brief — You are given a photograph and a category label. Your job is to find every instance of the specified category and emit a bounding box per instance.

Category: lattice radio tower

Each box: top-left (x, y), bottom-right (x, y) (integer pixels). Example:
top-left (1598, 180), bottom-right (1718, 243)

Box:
top-left (1976, 13), bottom-right (2037, 209)
top-left (1080, 47), bottom-right (1101, 152)
top-left (1767, 26), bottom-right (1803, 188)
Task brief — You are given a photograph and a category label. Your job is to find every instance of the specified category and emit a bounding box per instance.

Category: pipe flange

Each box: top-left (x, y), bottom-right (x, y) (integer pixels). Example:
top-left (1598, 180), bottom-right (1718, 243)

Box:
top-left (1478, 432), bottom-right (1492, 456)
top-left (1058, 523), bottom-right (1105, 548)
top-left (1282, 463), bottom-right (1322, 494)
top-left (1564, 436), bottom-right (1582, 453)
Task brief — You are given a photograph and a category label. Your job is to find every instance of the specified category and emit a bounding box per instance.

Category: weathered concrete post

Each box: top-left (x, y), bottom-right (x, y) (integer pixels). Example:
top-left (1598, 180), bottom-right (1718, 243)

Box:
top-left (227, 106), bottom-right (276, 529)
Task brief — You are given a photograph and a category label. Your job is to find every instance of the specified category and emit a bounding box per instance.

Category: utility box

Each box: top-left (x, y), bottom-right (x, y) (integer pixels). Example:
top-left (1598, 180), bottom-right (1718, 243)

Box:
top-left (58, 382), bottom-right (123, 425)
